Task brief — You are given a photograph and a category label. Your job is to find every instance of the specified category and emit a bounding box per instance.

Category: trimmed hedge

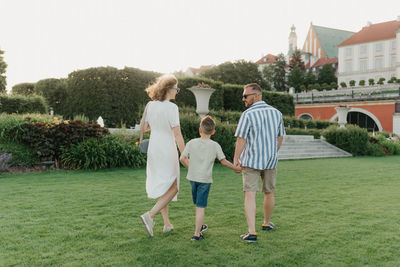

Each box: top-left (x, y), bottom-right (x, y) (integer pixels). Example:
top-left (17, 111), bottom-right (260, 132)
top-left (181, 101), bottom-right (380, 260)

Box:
top-left (64, 66), bottom-right (159, 127)
top-left (322, 125), bottom-right (370, 156)
top-left (284, 117), bottom-right (336, 129)
top-left (34, 78), bottom-right (69, 116)
top-left (285, 128), bottom-right (322, 139)
top-left (0, 94), bottom-right (48, 114)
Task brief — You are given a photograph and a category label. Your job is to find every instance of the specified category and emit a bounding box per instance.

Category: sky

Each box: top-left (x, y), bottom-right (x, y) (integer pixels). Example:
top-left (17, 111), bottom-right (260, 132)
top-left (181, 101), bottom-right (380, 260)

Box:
top-left (1, 0), bottom-right (399, 91)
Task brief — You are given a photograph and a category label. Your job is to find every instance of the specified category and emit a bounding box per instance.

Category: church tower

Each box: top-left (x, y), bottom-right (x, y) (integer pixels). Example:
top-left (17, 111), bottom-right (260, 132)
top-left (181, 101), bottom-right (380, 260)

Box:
top-left (288, 25), bottom-right (297, 58)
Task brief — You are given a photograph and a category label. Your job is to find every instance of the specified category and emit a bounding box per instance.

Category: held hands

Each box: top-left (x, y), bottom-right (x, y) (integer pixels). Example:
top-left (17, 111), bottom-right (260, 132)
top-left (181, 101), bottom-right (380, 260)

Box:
top-left (233, 159), bottom-right (242, 174)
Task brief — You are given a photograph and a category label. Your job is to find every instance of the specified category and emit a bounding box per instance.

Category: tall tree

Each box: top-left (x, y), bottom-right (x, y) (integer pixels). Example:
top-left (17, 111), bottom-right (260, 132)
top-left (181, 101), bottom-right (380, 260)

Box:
top-left (287, 66), bottom-right (304, 93)
top-left (273, 53), bottom-right (287, 92)
top-left (200, 60), bottom-right (264, 87)
top-left (261, 64), bottom-right (275, 91)
top-left (0, 49), bottom-right (7, 93)
top-left (304, 71), bottom-right (317, 87)
top-left (288, 49), bottom-right (305, 71)
top-left (317, 64), bottom-right (337, 85)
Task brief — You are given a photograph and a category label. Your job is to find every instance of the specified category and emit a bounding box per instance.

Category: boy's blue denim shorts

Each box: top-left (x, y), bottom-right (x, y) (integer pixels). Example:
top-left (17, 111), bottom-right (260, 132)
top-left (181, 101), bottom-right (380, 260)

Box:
top-left (189, 181), bottom-right (211, 208)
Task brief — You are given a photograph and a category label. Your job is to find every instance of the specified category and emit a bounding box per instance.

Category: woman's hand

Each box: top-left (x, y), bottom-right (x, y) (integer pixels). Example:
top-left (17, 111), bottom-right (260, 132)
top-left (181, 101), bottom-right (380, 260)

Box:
top-left (172, 126), bottom-right (185, 153)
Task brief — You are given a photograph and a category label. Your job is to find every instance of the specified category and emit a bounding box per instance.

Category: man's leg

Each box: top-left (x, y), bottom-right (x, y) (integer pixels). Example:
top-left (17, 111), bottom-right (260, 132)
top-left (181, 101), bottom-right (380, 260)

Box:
top-left (263, 192), bottom-right (275, 224)
top-left (194, 207), bottom-right (205, 236)
top-left (244, 191), bottom-right (257, 233)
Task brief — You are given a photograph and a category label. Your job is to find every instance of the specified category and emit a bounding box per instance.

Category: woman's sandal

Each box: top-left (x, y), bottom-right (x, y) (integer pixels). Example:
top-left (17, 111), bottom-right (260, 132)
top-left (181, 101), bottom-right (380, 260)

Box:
top-left (191, 233), bottom-right (204, 241)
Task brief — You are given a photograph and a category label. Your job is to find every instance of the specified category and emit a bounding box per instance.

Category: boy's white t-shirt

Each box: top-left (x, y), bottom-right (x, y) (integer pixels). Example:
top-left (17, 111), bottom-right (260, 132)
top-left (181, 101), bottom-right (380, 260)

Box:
top-left (181, 138), bottom-right (225, 183)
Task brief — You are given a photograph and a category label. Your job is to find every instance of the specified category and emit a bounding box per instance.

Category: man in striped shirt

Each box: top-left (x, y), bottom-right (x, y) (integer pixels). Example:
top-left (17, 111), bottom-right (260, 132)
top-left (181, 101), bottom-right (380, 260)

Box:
top-left (234, 83), bottom-right (285, 243)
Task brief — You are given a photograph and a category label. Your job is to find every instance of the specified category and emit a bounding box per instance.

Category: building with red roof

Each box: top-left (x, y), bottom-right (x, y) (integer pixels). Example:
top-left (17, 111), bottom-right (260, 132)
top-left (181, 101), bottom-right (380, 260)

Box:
top-left (337, 18), bottom-right (400, 87)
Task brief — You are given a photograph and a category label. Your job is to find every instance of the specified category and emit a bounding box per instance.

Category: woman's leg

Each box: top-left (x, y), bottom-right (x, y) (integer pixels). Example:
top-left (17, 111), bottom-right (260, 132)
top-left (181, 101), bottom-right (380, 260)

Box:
top-left (149, 179), bottom-right (178, 219)
top-left (160, 204), bottom-right (173, 227)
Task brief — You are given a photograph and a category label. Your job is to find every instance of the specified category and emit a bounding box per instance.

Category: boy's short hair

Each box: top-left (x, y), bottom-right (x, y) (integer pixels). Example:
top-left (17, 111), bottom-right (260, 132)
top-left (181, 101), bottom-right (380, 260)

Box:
top-left (200, 115), bottom-right (215, 135)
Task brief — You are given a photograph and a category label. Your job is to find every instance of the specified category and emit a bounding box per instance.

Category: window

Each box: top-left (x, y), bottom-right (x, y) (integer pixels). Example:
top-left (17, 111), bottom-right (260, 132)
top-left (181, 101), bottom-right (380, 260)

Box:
top-left (375, 43), bottom-right (383, 54)
top-left (392, 56), bottom-right (397, 67)
top-left (360, 45), bottom-right (367, 56)
top-left (392, 40), bottom-right (396, 50)
top-left (345, 60), bottom-right (352, 72)
top-left (359, 60), bottom-right (368, 71)
top-left (375, 58), bottom-right (383, 69)
top-left (345, 48), bottom-right (352, 57)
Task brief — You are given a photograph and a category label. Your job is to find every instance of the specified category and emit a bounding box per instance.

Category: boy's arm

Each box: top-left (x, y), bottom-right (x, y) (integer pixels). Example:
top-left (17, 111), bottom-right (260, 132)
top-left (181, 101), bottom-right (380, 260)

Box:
top-left (179, 156), bottom-right (189, 168)
top-left (220, 158), bottom-right (241, 173)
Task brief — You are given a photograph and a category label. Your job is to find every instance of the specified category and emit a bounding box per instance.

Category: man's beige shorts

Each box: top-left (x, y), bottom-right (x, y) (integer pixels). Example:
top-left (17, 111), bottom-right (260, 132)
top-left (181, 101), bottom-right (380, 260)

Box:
top-left (242, 167), bottom-right (277, 193)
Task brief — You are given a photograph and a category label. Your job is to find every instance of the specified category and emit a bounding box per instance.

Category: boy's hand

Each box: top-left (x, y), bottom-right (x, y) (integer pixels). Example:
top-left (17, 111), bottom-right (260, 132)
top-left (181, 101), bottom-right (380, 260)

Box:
top-left (233, 165), bottom-right (242, 173)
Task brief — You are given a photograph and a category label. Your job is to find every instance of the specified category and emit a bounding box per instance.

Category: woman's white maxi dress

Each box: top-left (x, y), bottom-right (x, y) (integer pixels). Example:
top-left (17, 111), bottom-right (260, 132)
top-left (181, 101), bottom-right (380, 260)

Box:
top-left (145, 100), bottom-right (180, 201)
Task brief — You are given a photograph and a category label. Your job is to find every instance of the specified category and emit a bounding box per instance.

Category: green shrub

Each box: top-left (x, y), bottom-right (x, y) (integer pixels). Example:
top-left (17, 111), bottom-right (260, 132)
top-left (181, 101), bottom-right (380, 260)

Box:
top-left (61, 135), bottom-right (146, 170)
top-left (0, 113), bottom-right (57, 142)
top-left (340, 82), bottom-right (347, 88)
top-left (388, 77), bottom-right (397, 83)
top-left (349, 80), bottom-right (356, 87)
top-left (377, 77), bottom-right (385, 85)
top-left (322, 125), bottom-right (369, 156)
top-left (368, 78), bottom-right (375, 86)
top-left (19, 120), bottom-right (109, 161)
top-left (285, 128), bottom-right (322, 139)
top-left (313, 83), bottom-right (321, 90)
top-left (330, 82), bottom-right (337, 89)
top-left (365, 142), bottom-right (385, 156)
top-left (359, 80), bottom-right (365, 86)
top-left (263, 91), bottom-right (294, 116)
top-left (0, 94), bottom-right (47, 114)
top-left (283, 117), bottom-right (335, 130)
top-left (73, 114), bottom-right (90, 123)
top-left (0, 141), bottom-right (39, 166)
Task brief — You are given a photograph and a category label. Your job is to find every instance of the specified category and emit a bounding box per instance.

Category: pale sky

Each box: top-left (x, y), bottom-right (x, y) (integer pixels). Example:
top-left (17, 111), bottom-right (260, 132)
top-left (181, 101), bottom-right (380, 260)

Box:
top-left (1, 0), bottom-right (399, 91)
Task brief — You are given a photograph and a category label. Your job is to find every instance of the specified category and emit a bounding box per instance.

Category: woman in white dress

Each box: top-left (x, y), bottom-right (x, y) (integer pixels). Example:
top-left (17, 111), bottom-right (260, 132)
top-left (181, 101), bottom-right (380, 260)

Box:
top-left (140, 74), bottom-right (185, 237)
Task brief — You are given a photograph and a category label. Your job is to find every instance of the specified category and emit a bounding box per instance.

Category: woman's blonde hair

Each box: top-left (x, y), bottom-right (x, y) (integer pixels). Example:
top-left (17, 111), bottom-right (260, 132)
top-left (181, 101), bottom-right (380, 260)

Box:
top-left (145, 74), bottom-right (178, 101)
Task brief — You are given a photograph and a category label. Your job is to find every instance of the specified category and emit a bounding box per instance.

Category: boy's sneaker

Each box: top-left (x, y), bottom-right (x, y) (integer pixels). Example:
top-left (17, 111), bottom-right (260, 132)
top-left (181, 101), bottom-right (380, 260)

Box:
top-left (262, 222), bottom-right (275, 231)
top-left (200, 224), bottom-right (208, 233)
top-left (240, 232), bottom-right (257, 243)
top-left (191, 233), bottom-right (204, 241)
top-left (140, 211), bottom-right (155, 237)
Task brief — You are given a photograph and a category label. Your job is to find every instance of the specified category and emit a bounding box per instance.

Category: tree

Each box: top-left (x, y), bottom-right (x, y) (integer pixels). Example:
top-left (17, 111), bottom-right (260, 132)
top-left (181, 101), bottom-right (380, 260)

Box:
top-left (200, 60), bottom-right (264, 87)
top-left (304, 71), bottom-right (317, 88)
top-left (0, 49), bottom-right (7, 93)
top-left (287, 66), bottom-right (304, 93)
top-left (273, 53), bottom-right (287, 92)
top-left (35, 78), bottom-right (68, 115)
top-left (317, 64), bottom-right (336, 85)
top-left (11, 83), bottom-right (36, 95)
top-left (261, 64), bottom-right (275, 91)
top-left (288, 49), bottom-right (305, 71)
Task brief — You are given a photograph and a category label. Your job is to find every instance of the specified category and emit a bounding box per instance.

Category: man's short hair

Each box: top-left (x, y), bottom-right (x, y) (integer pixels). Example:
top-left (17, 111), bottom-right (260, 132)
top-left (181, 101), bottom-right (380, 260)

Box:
top-left (200, 115), bottom-right (215, 135)
top-left (244, 83), bottom-right (262, 94)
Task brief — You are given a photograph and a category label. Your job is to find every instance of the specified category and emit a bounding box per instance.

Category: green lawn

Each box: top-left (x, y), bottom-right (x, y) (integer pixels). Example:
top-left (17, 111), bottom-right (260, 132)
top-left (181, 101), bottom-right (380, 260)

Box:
top-left (1, 156), bottom-right (400, 266)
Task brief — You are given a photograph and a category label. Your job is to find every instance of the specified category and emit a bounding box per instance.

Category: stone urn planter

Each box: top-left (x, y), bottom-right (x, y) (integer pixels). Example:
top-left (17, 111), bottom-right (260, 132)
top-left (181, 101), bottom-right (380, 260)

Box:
top-left (335, 106), bottom-right (350, 129)
top-left (188, 85), bottom-right (215, 118)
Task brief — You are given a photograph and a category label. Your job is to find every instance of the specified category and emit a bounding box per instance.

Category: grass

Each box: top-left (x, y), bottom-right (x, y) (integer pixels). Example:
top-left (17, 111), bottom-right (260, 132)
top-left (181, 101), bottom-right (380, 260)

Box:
top-left (1, 156), bottom-right (400, 266)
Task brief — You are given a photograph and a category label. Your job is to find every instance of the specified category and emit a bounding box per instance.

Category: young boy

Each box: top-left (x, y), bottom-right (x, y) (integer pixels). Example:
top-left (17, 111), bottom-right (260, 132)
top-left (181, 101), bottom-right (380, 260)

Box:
top-left (180, 115), bottom-right (240, 241)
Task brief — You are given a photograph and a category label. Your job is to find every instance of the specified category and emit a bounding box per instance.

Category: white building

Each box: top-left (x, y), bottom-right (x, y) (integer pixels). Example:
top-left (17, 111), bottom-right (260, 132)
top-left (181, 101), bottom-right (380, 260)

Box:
top-left (338, 18), bottom-right (400, 86)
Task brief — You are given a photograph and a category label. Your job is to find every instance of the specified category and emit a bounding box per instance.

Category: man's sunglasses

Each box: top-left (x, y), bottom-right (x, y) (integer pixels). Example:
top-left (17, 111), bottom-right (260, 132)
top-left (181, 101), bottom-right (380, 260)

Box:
top-left (242, 93), bottom-right (257, 99)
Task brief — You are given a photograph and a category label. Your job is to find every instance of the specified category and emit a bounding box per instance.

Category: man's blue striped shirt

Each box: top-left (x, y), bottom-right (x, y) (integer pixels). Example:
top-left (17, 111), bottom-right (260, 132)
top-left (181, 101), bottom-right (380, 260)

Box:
top-left (234, 101), bottom-right (285, 170)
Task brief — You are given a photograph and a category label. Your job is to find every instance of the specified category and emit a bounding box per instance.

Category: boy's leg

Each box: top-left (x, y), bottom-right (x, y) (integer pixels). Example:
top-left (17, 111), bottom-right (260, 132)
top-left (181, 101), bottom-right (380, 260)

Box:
top-left (194, 207), bottom-right (205, 236)
top-left (193, 183), bottom-right (211, 237)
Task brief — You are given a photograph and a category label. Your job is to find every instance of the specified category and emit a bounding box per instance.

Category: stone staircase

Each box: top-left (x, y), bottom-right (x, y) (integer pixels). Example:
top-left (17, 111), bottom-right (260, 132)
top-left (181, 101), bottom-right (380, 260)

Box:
top-left (278, 135), bottom-right (352, 160)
